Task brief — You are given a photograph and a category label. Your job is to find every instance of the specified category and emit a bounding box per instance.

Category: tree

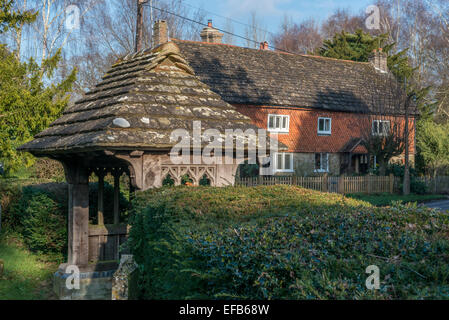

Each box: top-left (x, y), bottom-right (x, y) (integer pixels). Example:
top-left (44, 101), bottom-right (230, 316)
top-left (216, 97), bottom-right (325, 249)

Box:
top-left (417, 119), bottom-right (449, 177)
top-left (321, 8), bottom-right (365, 39)
top-left (272, 16), bottom-right (322, 54)
top-left (0, 45), bottom-right (76, 175)
top-left (317, 29), bottom-right (414, 81)
top-left (244, 11), bottom-right (268, 49)
top-left (0, 0), bottom-right (35, 33)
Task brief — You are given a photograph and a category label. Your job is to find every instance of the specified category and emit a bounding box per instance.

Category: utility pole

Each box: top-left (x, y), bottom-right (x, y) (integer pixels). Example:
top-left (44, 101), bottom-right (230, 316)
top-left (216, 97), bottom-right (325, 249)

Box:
top-left (135, 0), bottom-right (148, 52)
top-left (150, 0), bottom-right (154, 47)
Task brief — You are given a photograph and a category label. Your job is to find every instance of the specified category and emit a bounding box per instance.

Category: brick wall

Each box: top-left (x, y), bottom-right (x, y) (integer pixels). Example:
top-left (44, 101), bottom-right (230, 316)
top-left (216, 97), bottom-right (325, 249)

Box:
top-left (234, 104), bottom-right (416, 155)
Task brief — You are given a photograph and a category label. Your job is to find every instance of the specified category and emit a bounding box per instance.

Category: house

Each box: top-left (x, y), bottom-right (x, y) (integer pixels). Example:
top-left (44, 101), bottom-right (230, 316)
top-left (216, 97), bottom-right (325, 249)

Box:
top-left (17, 19), bottom-right (416, 300)
top-left (165, 21), bottom-right (417, 176)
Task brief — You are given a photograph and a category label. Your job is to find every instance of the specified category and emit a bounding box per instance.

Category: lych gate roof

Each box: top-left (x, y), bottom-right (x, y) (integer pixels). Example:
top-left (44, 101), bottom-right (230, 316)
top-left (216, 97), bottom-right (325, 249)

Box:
top-left (174, 40), bottom-right (415, 115)
top-left (19, 42), bottom-right (261, 155)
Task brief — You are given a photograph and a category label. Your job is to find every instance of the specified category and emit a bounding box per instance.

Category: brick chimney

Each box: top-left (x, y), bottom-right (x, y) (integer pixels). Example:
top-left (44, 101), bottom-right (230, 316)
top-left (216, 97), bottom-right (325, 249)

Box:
top-left (153, 20), bottom-right (168, 48)
top-left (369, 48), bottom-right (388, 73)
top-left (259, 41), bottom-right (269, 50)
top-left (200, 19), bottom-right (223, 44)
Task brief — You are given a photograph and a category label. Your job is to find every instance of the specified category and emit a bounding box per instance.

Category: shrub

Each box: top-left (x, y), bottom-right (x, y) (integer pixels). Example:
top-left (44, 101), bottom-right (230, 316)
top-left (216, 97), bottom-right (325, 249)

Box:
top-left (29, 158), bottom-right (65, 182)
top-left (387, 164), bottom-right (428, 194)
top-left (8, 187), bottom-right (67, 261)
top-left (0, 180), bottom-right (26, 230)
top-left (129, 185), bottom-right (449, 300)
top-left (21, 192), bottom-right (67, 260)
top-left (2, 179), bottom-right (128, 261)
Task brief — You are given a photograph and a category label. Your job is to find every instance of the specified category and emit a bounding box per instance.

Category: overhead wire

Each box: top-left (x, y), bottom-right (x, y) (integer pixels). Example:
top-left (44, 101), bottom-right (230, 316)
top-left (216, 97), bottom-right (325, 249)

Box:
top-left (142, 3), bottom-right (295, 55)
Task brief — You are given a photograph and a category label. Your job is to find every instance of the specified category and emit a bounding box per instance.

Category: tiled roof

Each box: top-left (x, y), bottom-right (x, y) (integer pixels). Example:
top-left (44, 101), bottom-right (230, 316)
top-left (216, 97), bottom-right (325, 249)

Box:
top-left (174, 40), bottom-right (415, 115)
top-left (341, 138), bottom-right (368, 153)
top-left (19, 42), bottom-right (264, 154)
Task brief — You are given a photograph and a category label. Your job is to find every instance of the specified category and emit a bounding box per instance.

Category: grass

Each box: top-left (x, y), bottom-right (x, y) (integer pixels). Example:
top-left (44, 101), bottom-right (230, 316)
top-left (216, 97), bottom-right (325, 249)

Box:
top-left (0, 235), bottom-right (57, 300)
top-left (346, 193), bottom-right (447, 207)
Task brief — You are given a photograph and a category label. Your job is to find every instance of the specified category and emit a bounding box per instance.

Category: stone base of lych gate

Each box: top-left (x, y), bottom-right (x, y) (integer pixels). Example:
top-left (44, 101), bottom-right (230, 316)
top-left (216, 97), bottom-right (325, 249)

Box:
top-left (53, 262), bottom-right (118, 300)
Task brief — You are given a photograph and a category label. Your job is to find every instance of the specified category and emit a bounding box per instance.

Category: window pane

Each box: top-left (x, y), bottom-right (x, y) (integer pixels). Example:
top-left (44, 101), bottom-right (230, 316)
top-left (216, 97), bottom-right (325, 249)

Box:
top-left (268, 116), bottom-right (274, 129)
top-left (315, 153), bottom-right (321, 169)
top-left (373, 121), bottom-right (378, 134)
top-left (325, 119), bottom-right (330, 132)
top-left (318, 119), bottom-right (324, 131)
top-left (275, 116), bottom-right (280, 129)
top-left (284, 154), bottom-right (291, 170)
top-left (277, 153), bottom-right (283, 170)
top-left (384, 121), bottom-right (390, 134)
top-left (323, 153), bottom-right (329, 171)
top-left (282, 116), bottom-right (287, 129)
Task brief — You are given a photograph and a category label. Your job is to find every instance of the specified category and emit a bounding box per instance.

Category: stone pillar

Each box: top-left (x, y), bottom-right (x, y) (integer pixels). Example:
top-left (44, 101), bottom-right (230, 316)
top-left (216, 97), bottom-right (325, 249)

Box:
top-left (112, 255), bottom-right (137, 300)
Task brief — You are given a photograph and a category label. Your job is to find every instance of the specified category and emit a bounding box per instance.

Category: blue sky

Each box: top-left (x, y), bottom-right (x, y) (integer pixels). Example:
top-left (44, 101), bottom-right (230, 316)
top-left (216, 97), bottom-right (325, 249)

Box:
top-left (184, 0), bottom-right (374, 35)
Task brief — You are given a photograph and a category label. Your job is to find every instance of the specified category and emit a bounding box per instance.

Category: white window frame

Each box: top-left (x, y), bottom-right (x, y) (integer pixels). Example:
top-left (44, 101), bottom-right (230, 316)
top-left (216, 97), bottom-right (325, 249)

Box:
top-left (372, 120), bottom-right (390, 136)
top-left (267, 114), bottom-right (290, 133)
top-left (274, 152), bottom-right (294, 173)
top-left (317, 117), bottom-right (332, 135)
top-left (314, 153), bottom-right (329, 173)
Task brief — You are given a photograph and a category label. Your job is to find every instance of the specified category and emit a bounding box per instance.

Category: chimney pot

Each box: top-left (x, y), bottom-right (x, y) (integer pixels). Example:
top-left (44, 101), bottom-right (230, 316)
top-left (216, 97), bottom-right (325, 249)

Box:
top-left (200, 19), bottom-right (223, 44)
top-left (260, 41), bottom-right (269, 50)
top-left (153, 20), bottom-right (169, 48)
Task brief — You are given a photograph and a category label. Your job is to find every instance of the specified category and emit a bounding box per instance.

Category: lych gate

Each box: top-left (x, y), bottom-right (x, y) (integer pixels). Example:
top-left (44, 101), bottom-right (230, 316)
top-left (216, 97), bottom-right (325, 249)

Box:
top-left (19, 39), bottom-right (268, 299)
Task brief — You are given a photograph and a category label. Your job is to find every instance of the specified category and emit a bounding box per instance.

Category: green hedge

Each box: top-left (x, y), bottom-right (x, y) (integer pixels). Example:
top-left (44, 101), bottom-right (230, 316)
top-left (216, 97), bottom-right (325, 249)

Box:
top-left (1, 179), bottom-right (129, 261)
top-left (129, 185), bottom-right (449, 300)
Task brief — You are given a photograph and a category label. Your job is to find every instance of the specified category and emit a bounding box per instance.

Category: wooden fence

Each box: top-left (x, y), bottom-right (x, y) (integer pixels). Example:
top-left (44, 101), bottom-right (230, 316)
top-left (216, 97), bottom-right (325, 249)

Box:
top-left (236, 175), bottom-right (397, 194)
top-left (416, 176), bottom-right (449, 194)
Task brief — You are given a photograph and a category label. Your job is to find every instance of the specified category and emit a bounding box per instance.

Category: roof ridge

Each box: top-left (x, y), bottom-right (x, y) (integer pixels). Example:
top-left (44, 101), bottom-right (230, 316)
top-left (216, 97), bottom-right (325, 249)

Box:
top-left (171, 38), bottom-right (370, 65)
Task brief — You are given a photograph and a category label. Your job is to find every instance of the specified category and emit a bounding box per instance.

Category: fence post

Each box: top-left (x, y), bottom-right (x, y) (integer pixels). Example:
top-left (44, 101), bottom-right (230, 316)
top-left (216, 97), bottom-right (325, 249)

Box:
top-left (322, 174), bottom-right (328, 193)
top-left (389, 174), bottom-right (394, 194)
top-left (258, 175), bottom-right (263, 186)
top-left (338, 174), bottom-right (345, 194)
top-left (292, 176), bottom-right (297, 186)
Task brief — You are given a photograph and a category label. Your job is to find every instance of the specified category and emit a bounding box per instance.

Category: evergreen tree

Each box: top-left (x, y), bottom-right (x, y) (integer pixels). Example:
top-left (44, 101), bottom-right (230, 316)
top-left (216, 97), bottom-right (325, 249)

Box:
top-left (0, 1), bottom-right (76, 175)
top-left (0, 0), bottom-right (36, 33)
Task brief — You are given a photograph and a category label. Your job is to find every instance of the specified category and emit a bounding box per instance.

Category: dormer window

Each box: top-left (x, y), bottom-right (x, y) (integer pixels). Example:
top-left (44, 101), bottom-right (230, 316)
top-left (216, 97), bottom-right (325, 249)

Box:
top-left (318, 117), bottom-right (331, 135)
top-left (268, 114), bottom-right (289, 133)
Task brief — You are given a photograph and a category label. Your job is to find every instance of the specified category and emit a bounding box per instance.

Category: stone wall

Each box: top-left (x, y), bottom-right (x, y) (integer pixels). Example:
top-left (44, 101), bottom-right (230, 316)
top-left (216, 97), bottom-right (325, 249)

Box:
top-left (288, 153), bottom-right (341, 176)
